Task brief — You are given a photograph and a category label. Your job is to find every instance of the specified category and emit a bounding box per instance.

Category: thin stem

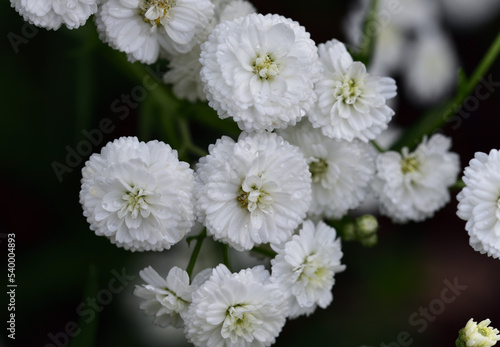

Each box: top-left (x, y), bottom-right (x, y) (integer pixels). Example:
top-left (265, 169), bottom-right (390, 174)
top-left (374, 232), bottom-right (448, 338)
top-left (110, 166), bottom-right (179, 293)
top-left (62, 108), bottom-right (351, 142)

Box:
top-left (353, 0), bottom-right (380, 66)
top-left (186, 229), bottom-right (206, 279)
top-left (466, 31), bottom-right (500, 92)
top-left (391, 31), bottom-right (500, 151)
top-left (178, 118), bottom-right (209, 158)
top-left (251, 246), bottom-right (277, 258)
top-left (370, 140), bottom-right (385, 153)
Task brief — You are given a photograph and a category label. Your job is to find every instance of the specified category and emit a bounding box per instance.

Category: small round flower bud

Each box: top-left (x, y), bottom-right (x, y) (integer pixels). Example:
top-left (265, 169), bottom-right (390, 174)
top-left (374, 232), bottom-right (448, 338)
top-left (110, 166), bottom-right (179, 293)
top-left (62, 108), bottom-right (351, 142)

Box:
top-left (355, 214), bottom-right (379, 237)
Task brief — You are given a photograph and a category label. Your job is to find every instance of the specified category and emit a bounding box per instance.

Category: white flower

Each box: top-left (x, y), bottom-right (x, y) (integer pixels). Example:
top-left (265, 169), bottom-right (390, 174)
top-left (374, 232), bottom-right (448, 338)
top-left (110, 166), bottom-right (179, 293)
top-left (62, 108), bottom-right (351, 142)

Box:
top-left (79, 136), bottom-right (195, 251)
top-left (372, 134), bottom-right (460, 223)
top-left (95, 0), bottom-right (214, 64)
top-left (402, 27), bottom-right (458, 106)
top-left (134, 266), bottom-right (193, 328)
top-left (184, 264), bottom-right (288, 347)
top-left (278, 121), bottom-right (375, 219)
top-left (458, 318), bottom-right (500, 347)
top-left (381, 0), bottom-right (439, 31)
top-left (200, 13), bottom-right (321, 132)
top-left (308, 39), bottom-right (397, 142)
top-left (10, 0), bottom-right (98, 30)
top-left (440, 0), bottom-right (500, 29)
top-left (343, 0), bottom-right (405, 77)
top-left (195, 132), bottom-right (312, 251)
top-left (271, 220), bottom-right (345, 319)
top-left (163, 45), bottom-right (206, 102)
top-left (457, 149), bottom-right (500, 259)
top-left (163, 0), bottom-right (256, 102)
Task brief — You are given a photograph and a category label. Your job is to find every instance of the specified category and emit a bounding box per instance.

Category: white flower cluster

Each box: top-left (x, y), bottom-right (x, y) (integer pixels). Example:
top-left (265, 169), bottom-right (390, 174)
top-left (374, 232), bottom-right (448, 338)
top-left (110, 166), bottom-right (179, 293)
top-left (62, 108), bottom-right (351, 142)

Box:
top-left (64, 1), bottom-right (473, 345)
top-left (134, 220), bottom-right (345, 346)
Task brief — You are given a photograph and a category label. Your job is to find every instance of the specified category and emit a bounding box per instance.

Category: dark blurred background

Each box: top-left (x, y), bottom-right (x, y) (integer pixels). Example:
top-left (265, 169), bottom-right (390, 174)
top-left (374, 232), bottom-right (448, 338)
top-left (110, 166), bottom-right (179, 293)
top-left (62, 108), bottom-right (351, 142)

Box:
top-left (1, 0), bottom-right (500, 346)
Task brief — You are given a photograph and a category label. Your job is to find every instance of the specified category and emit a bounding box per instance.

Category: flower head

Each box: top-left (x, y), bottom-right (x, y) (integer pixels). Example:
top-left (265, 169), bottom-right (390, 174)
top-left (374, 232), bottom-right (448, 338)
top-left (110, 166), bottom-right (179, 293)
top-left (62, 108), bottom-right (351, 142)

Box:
top-left (134, 266), bottom-right (193, 328)
top-left (163, 0), bottom-right (256, 102)
top-left (95, 0), bottom-right (214, 63)
top-left (200, 13), bottom-right (321, 132)
top-left (195, 132), bottom-right (312, 251)
top-left (372, 134), bottom-right (460, 223)
top-left (456, 318), bottom-right (500, 347)
top-left (402, 28), bottom-right (458, 106)
top-left (79, 136), bottom-right (195, 251)
top-left (308, 39), bottom-right (397, 142)
top-left (184, 264), bottom-right (288, 347)
top-left (271, 220), bottom-right (345, 318)
top-left (10, 0), bottom-right (97, 30)
top-left (457, 149), bottom-right (500, 259)
top-left (278, 121), bottom-right (375, 219)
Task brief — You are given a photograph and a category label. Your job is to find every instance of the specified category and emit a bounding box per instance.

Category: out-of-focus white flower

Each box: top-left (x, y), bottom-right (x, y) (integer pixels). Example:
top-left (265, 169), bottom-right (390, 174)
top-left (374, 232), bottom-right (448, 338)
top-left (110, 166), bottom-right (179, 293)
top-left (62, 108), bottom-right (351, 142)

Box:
top-left (372, 134), bottom-right (460, 223)
top-left (382, 0), bottom-right (439, 31)
top-left (95, 0), bottom-right (214, 64)
top-left (134, 266), bottom-right (193, 328)
top-left (195, 132), bottom-right (312, 251)
top-left (440, 0), bottom-right (500, 29)
top-left (200, 13), bottom-right (321, 132)
top-left (457, 149), bottom-right (500, 259)
top-left (184, 264), bottom-right (288, 347)
top-left (308, 39), bottom-right (397, 142)
top-left (10, 0), bottom-right (98, 30)
top-left (457, 318), bottom-right (500, 347)
top-left (271, 220), bottom-right (345, 319)
top-left (278, 121), bottom-right (375, 219)
top-left (343, 0), bottom-right (438, 53)
top-left (79, 136), bottom-right (195, 251)
top-left (368, 23), bottom-right (405, 77)
top-left (402, 27), bottom-right (458, 106)
top-left (163, 0), bottom-right (256, 102)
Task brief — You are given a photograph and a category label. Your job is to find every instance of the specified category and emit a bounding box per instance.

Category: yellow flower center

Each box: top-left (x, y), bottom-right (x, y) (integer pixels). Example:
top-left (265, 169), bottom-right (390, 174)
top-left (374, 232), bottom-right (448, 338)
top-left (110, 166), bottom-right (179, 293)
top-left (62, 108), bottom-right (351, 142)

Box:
top-left (140, 0), bottom-right (176, 28)
top-left (401, 156), bottom-right (420, 174)
top-left (253, 53), bottom-right (279, 80)
top-left (336, 78), bottom-right (363, 104)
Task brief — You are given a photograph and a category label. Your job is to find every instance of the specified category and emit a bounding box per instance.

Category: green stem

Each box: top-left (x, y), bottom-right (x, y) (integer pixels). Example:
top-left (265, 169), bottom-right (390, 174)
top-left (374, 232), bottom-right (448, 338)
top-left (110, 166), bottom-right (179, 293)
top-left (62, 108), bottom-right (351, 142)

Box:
top-left (466, 31), bottom-right (500, 92)
top-left (370, 140), bottom-right (385, 153)
top-left (353, 0), bottom-right (380, 66)
top-left (391, 31), bottom-right (500, 151)
top-left (186, 229), bottom-right (206, 279)
top-left (178, 118), bottom-right (209, 158)
top-left (251, 246), bottom-right (277, 258)
top-left (451, 179), bottom-right (465, 190)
